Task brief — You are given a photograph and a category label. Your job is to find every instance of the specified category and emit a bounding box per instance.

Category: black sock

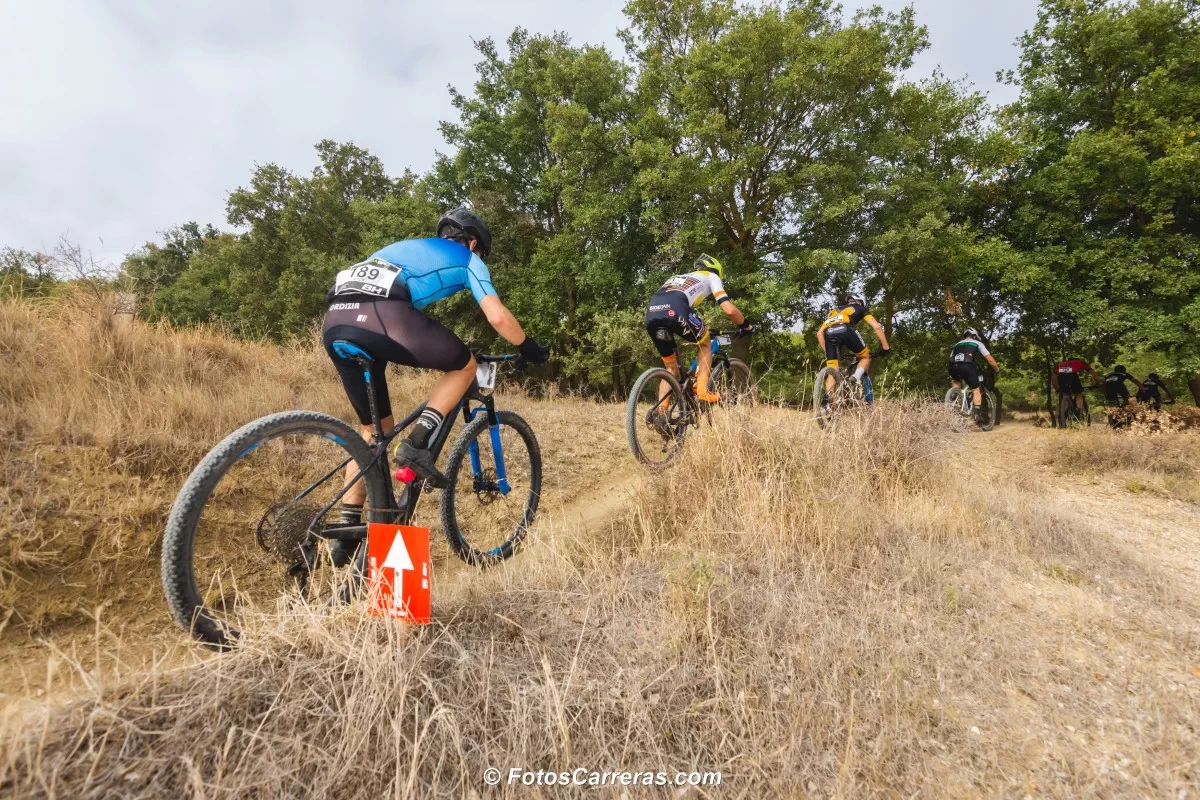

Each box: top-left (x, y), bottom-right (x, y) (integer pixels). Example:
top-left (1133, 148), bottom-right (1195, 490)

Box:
top-left (339, 503), bottom-right (363, 526)
top-left (406, 408), bottom-right (444, 449)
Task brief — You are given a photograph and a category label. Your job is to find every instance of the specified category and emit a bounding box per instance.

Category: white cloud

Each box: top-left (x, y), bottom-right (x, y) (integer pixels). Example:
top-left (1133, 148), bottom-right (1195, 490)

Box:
top-left (0, 0), bottom-right (1037, 264)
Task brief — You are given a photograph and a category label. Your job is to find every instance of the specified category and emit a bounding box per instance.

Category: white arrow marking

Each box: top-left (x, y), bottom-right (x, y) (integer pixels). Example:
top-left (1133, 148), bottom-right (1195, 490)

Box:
top-left (382, 531), bottom-right (414, 572)
top-left (381, 533), bottom-right (414, 610)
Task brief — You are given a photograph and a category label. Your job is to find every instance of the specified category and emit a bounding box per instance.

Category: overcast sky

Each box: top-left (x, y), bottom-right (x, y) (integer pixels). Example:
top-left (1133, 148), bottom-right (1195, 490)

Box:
top-left (1, 0), bottom-right (1039, 264)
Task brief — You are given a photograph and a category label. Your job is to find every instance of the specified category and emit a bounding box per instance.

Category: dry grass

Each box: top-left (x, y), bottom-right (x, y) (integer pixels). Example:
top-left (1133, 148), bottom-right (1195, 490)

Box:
top-left (1043, 426), bottom-right (1200, 503)
top-left (3, 298), bottom-right (1200, 797)
top-left (0, 294), bottom-right (387, 633)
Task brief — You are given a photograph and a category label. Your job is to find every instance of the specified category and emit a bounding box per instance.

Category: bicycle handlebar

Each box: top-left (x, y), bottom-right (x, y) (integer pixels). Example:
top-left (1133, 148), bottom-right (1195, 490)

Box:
top-left (711, 327), bottom-right (754, 339)
top-left (474, 353), bottom-right (520, 363)
top-left (473, 352), bottom-right (530, 372)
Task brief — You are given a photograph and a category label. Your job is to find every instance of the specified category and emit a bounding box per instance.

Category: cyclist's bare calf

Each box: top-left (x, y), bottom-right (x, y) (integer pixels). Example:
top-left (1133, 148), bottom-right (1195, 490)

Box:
top-left (694, 299), bottom-right (746, 402)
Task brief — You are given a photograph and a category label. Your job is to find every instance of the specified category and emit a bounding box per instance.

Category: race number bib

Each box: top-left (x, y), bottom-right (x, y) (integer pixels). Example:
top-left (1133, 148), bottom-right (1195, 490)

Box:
top-left (475, 361), bottom-right (497, 390)
top-left (333, 257), bottom-right (401, 298)
top-left (1057, 365), bottom-right (1073, 374)
top-left (954, 353), bottom-right (966, 362)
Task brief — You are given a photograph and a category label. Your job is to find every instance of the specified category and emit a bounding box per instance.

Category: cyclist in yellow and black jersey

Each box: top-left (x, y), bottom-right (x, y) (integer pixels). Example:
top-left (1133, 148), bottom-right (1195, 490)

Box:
top-left (814, 293), bottom-right (890, 395)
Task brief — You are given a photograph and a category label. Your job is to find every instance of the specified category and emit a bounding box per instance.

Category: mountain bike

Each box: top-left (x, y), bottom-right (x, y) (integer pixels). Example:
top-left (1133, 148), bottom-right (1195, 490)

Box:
top-left (813, 350), bottom-right (888, 430)
top-left (161, 343), bottom-right (541, 648)
top-left (944, 382), bottom-right (997, 432)
top-left (626, 329), bottom-right (754, 469)
top-left (1103, 394), bottom-right (1132, 429)
top-left (1057, 385), bottom-right (1099, 429)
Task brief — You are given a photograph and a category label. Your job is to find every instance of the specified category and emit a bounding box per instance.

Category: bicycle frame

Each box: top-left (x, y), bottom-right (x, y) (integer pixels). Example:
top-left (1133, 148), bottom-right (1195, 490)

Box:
top-left (832, 354), bottom-right (875, 403)
top-left (299, 354), bottom-right (519, 540)
top-left (685, 336), bottom-right (734, 378)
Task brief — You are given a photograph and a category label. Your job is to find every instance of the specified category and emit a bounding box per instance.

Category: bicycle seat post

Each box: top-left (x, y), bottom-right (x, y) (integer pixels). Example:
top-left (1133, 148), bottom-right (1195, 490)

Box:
top-left (355, 355), bottom-right (387, 446)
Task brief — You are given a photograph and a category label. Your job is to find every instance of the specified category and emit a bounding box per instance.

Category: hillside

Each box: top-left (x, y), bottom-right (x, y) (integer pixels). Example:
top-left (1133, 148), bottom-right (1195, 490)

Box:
top-left (2, 299), bottom-right (1199, 797)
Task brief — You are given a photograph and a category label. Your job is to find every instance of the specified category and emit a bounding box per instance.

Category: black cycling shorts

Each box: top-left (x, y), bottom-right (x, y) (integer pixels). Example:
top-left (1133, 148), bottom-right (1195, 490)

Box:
top-left (645, 291), bottom-right (707, 358)
top-left (1103, 383), bottom-right (1129, 404)
top-left (322, 298), bottom-right (472, 424)
top-left (948, 360), bottom-right (982, 389)
top-left (822, 324), bottom-right (868, 363)
top-left (1057, 371), bottom-right (1084, 395)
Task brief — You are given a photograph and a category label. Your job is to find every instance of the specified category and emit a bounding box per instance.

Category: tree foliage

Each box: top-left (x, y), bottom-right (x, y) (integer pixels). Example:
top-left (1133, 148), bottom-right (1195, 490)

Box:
top-left (106, 0), bottom-right (1199, 402)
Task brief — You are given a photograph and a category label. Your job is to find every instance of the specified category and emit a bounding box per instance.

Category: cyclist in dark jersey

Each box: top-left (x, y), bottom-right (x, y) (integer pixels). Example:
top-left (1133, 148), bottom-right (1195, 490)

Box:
top-left (1052, 358), bottom-right (1102, 415)
top-left (1101, 365), bottom-right (1142, 407)
top-left (948, 328), bottom-right (1001, 424)
top-left (1137, 372), bottom-right (1175, 409)
top-left (323, 208), bottom-right (549, 525)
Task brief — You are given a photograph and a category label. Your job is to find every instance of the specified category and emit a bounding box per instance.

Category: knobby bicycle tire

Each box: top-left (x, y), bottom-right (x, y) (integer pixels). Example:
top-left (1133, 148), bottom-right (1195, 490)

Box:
top-left (161, 411), bottom-right (389, 648)
top-left (440, 410), bottom-right (542, 567)
top-left (978, 389), bottom-right (997, 432)
top-left (626, 367), bottom-right (688, 468)
top-left (714, 358), bottom-right (756, 405)
top-left (814, 366), bottom-right (841, 429)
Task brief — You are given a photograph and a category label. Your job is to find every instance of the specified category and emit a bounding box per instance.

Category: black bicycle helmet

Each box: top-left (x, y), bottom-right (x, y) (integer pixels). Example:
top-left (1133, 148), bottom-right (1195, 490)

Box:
top-left (1148, 372), bottom-right (1160, 382)
top-left (436, 208), bottom-right (492, 259)
top-left (844, 292), bottom-right (865, 307)
top-left (1114, 364), bottom-right (1127, 374)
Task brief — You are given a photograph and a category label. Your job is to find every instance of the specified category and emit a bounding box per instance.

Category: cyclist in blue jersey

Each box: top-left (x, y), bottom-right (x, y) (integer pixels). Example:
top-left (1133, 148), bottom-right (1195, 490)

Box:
top-left (322, 209), bottom-right (548, 525)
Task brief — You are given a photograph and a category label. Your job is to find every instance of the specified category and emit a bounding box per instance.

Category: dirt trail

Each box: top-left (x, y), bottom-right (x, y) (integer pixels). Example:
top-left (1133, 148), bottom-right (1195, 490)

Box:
top-left (958, 422), bottom-right (1200, 594)
top-left (1, 452), bottom-right (645, 718)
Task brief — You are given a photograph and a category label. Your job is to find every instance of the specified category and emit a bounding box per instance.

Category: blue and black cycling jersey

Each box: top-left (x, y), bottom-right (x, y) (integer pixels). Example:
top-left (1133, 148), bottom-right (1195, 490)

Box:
top-left (328, 238), bottom-right (497, 309)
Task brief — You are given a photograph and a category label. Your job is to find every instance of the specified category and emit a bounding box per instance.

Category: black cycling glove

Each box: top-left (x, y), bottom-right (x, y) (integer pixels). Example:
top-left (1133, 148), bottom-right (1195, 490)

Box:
top-left (517, 336), bottom-right (550, 364)
top-left (738, 320), bottom-right (755, 334)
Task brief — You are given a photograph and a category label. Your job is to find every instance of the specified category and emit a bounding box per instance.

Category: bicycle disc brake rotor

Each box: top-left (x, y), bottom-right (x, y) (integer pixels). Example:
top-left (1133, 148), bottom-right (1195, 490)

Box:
top-left (473, 468), bottom-right (502, 505)
top-left (255, 501), bottom-right (322, 564)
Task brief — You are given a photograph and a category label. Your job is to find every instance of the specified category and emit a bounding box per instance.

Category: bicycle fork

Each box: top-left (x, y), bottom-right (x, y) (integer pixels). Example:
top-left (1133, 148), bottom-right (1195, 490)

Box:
top-left (462, 401), bottom-right (511, 495)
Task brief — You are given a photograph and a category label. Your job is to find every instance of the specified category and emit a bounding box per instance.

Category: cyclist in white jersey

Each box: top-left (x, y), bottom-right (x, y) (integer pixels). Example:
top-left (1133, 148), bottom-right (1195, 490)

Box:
top-left (644, 254), bottom-right (751, 403)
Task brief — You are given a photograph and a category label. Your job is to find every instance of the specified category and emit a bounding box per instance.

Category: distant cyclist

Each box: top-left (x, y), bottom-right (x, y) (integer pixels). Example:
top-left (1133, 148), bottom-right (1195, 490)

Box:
top-left (1137, 372), bottom-right (1175, 410)
top-left (948, 328), bottom-right (1001, 425)
top-left (1101, 365), bottom-right (1142, 407)
top-left (644, 253), bottom-right (751, 406)
top-left (1052, 357), bottom-right (1102, 415)
top-left (323, 208), bottom-right (549, 533)
top-left (815, 292), bottom-right (890, 399)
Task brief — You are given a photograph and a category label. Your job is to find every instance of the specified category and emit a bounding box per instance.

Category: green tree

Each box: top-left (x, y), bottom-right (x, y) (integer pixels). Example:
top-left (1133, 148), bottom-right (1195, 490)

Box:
top-left (1, 247), bottom-right (56, 297)
top-left (1000, 0), bottom-right (1200, 401)
top-left (623, 0), bottom-right (927, 326)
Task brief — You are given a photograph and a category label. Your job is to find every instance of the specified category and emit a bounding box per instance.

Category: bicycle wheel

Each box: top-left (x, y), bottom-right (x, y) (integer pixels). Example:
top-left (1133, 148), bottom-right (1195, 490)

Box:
top-left (712, 358), bottom-right (756, 405)
top-left (626, 367), bottom-right (689, 468)
top-left (977, 389), bottom-right (997, 432)
top-left (1058, 394), bottom-right (1072, 429)
top-left (162, 411), bottom-right (390, 648)
top-left (814, 367), bottom-right (841, 429)
top-left (944, 386), bottom-right (969, 432)
top-left (440, 410), bottom-right (541, 566)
